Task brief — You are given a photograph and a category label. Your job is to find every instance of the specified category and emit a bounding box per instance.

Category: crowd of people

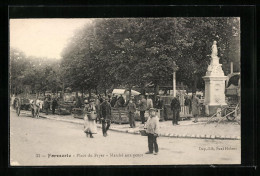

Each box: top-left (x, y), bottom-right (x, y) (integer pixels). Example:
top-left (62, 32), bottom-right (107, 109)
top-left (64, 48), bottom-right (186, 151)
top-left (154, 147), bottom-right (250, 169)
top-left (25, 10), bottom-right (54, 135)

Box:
top-left (11, 92), bottom-right (202, 155)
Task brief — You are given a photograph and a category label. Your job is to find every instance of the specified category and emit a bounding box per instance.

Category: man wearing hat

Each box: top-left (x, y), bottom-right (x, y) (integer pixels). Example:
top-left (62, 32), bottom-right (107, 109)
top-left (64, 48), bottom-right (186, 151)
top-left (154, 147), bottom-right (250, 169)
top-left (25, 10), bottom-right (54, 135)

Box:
top-left (127, 97), bottom-right (136, 128)
top-left (144, 108), bottom-right (159, 155)
top-left (170, 95), bottom-right (181, 125)
top-left (138, 95), bottom-right (147, 124)
top-left (100, 96), bottom-right (112, 137)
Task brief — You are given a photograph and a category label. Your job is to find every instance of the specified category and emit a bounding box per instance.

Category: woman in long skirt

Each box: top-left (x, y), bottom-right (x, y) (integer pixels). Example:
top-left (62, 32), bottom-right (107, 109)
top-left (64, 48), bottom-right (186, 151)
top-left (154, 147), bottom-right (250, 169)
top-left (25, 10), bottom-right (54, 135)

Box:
top-left (83, 100), bottom-right (97, 138)
top-left (192, 93), bottom-right (200, 123)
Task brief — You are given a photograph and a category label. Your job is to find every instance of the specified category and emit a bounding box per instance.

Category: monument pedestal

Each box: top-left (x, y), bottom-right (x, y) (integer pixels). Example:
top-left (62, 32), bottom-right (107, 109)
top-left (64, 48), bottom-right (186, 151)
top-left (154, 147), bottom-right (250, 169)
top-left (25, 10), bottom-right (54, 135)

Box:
top-left (203, 75), bottom-right (227, 116)
top-left (203, 41), bottom-right (227, 116)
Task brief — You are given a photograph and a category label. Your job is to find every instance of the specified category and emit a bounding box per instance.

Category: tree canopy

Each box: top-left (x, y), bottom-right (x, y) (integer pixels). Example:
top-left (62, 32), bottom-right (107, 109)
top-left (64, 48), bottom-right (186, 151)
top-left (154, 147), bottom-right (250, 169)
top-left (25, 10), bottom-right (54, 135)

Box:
top-left (10, 18), bottom-right (240, 97)
top-left (61, 17), bottom-right (240, 95)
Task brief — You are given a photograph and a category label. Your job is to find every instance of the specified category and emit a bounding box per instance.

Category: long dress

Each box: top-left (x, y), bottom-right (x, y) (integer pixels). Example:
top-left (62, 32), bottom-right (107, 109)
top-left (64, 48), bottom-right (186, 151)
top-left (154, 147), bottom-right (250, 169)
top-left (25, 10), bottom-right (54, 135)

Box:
top-left (84, 104), bottom-right (97, 134)
top-left (192, 96), bottom-right (200, 117)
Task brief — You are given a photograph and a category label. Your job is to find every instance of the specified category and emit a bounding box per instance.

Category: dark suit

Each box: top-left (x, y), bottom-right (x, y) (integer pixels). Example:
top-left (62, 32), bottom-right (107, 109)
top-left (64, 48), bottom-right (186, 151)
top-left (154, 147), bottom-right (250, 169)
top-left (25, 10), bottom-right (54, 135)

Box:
top-left (127, 102), bottom-right (136, 128)
top-left (171, 97), bottom-right (181, 125)
top-left (100, 101), bottom-right (112, 135)
top-left (139, 98), bottom-right (147, 124)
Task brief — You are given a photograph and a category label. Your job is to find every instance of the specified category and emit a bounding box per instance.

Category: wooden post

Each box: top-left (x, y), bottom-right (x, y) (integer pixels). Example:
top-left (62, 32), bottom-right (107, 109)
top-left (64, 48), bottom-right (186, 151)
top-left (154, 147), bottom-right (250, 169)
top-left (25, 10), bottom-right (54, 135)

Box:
top-left (173, 71), bottom-right (176, 97)
top-left (230, 62), bottom-right (233, 74)
top-left (172, 61), bottom-right (178, 97)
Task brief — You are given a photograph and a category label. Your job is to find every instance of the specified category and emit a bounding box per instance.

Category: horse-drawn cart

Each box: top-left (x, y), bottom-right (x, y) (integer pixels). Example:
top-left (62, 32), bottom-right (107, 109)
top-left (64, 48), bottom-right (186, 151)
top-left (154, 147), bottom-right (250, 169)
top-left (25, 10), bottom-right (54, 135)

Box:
top-left (224, 73), bottom-right (240, 121)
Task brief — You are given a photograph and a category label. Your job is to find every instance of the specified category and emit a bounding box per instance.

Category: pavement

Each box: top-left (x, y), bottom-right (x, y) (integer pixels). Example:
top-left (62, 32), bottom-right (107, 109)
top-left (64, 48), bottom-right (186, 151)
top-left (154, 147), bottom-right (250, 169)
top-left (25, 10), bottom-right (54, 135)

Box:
top-left (19, 109), bottom-right (241, 140)
top-left (10, 111), bottom-right (241, 165)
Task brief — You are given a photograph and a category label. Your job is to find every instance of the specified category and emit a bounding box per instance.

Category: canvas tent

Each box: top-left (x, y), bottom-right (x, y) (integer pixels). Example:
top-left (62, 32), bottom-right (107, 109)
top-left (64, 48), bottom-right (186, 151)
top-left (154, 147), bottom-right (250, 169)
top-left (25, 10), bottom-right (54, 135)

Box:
top-left (112, 89), bottom-right (141, 101)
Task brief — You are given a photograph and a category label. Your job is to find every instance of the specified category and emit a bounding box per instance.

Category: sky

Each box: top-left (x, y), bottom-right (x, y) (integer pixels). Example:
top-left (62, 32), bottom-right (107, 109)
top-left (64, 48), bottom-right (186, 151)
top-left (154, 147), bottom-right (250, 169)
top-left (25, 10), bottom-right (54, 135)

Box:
top-left (10, 19), bottom-right (92, 59)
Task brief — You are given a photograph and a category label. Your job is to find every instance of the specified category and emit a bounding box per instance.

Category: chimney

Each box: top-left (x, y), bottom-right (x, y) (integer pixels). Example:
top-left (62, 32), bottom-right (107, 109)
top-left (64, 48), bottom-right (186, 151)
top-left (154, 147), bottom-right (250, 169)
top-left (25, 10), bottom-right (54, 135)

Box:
top-left (230, 62), bottom-right (233, 74)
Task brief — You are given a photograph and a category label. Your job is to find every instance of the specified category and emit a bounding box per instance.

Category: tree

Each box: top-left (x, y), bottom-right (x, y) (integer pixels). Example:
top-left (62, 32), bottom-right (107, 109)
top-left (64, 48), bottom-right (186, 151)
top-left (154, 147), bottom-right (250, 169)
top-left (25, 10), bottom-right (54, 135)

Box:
top-left (60, 17), bottom-right (240, 94)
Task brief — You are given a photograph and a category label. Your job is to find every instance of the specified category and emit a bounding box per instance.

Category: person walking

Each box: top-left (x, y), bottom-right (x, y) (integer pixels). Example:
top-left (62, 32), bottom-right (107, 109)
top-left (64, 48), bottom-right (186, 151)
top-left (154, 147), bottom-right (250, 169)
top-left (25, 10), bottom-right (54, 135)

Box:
top-left (184, 95), bottom-right (192, 115)
top-left (139, 95), bottom-right (147, 124)
top-left (155, 96), bottom-right (164, 120)
top-left (170, 95), bottom-right (181, 125)
top-left (83, 100), bottom-right (97, 138)
top-left (127, 97), bottom-right (136, 128)
top-left (51, 97), bottom-right (58, 114)
top-left (94, 95), bottom-right (101, 124)
top-left (100, 97), bottom-right (112, 137)
top-left (146, 95), bottom-right (153, 110)
top-left (192, 93), bottom-right (200, 123)
top-left (144, 108), bottom-right (159, 155)
top-left (43, 96), bottom-right (50, 115)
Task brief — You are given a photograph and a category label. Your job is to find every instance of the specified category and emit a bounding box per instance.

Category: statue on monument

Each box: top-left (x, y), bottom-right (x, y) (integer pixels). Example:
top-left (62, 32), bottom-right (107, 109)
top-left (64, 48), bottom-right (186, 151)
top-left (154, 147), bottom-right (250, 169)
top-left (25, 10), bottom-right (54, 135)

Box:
top-left (206, 41), bottom-right (224, 76)
top-left (211, 41), bottom-right (218, 57)
top-left (210, 41), bottom-right (219, 66)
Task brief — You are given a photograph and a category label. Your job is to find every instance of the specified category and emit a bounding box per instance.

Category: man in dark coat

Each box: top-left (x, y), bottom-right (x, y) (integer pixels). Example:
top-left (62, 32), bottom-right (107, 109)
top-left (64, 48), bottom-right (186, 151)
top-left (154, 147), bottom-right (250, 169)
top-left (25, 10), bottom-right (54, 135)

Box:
top-left (139, 95), bottom-right (147, 124)
top-left (100, 97), bottom-right (112, 137)
top-left (43, 95), bottom-right (51, 115)
top-left (52, 97), bottom-right (58, 114)
top-left (127, 97), bottom-right (136, 128)
top-left (170, 95), bottom-right (181, 125)
top-left (110, 96), bottom-right (117, 107)
top-left (118, 95), bottom-right (125, 107)
top-left (155, 96), bottom-right (163, 109)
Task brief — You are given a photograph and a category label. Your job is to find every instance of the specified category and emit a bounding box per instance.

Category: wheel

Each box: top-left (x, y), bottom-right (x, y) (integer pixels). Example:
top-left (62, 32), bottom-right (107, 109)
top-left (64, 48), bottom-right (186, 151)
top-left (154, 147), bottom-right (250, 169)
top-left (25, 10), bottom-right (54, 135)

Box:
top-left (225, 108), bottom-right (236, 121)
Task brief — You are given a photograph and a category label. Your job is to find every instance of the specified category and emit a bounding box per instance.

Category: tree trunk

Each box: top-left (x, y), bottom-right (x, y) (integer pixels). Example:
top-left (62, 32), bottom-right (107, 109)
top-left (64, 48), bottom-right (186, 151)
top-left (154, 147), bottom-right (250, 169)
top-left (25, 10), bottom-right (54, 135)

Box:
top-left (192, 75), bottom-right (198, 93)
top-left (82, 87), bottom-right (84, 98)
top-left (95, 86), bottom-right (98, 95)
top-left (154, 84), bottom-right (159, 97)
top-left (88, 89), bottom-right (91, 100)
top-left (62, 81), bottom-right (64, 100)
top-left (129, 87), bottom-right (132, 101)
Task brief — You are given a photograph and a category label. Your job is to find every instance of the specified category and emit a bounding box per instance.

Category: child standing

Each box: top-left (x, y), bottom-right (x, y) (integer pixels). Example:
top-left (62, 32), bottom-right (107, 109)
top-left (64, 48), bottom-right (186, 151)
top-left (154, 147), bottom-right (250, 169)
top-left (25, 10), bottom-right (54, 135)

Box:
top-left (145, 108), bottom-right (159, 155)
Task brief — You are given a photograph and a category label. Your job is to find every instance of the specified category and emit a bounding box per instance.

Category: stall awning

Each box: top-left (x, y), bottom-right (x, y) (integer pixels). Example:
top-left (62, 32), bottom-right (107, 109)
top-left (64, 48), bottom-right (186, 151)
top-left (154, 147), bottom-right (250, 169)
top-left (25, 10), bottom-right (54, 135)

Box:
top-left (112, 89), bottom-right (141, 96)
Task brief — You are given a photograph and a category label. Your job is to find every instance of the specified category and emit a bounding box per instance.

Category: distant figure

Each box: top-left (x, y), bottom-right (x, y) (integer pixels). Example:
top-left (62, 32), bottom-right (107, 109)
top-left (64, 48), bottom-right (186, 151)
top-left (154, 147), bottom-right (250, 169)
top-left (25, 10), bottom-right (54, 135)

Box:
top-left (146, 95), bottom-right (153, 110)
top-left (155, 96), bottom-right (163, 110)
top-left (108, 95), bottom-right (111, 103)
top-left (30, 99), bottom-right (41, 118)
top-left (11, 94), bottom-right (15, 109)
top-left (139, 95), bottom-right (147, 124)
top-left (184, 95), bottom-right (192, 114)
top-left (192, 93), bottom-right (200, 123)
top-left (43, 96), bottom-right (51, 115)
top-left (127, 97), bottom-right (136, 128)
top-left (144, 108), bottom-right (159, 155)
top-left (83, 100), bottom-right (97, 138)
top-left (94, 95), bottom-right (101, 124)
top-left (110, 95), bottom-right (117, 107)
top-left (100, 97), bottom-right (112, 137)
top-left (118, 95), bottom-right (125, 107)
top-left (15, 97), bottom-right (21, 116)
top-left (99, 95), bottom-right (104, 104)
top-left (114, 98), bottom-right (121, 108)
top-left (52, 98), bottom-right (58, 114)
top-left (170, 95), bottom-right (181, 125)
top-left (75, 96), bottom-right (82, 108)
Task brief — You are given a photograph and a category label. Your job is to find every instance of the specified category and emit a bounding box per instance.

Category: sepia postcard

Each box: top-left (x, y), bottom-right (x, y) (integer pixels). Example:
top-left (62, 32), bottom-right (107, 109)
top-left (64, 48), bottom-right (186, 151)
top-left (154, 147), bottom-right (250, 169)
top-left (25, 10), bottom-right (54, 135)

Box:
top-left (9, 17), bottom-right (241, 166)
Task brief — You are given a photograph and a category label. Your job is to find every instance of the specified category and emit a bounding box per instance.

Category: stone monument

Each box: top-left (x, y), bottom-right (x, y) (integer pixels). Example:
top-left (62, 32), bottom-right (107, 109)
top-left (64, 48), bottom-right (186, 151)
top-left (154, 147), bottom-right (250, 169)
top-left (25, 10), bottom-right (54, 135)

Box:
top-left (203, 41), bottom-right (227, 115)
